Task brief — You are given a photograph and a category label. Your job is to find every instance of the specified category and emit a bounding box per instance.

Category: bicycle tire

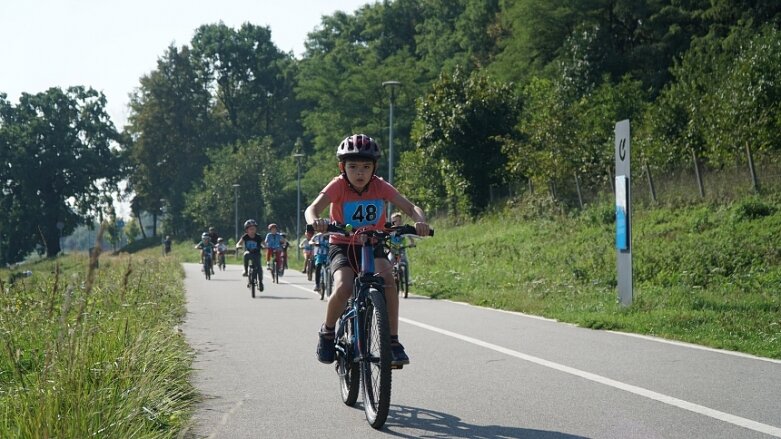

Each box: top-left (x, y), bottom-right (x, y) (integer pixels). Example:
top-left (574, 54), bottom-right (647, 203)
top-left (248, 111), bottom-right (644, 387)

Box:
top-left (336, 319), bottom-right (360, 406)
top-left (271, 261), bottom-right (278, 284)
top-left (401, 264), bottom-right (409, 298)
top-left (204, 258), bottom-right (211, 280)
top-left (319, 265), bottom-right (326, 300)
top-left (250, 266), bottom-right (256, 298)
top-left (361, 288), bottom-right (392, 429)
top-left (326, 267), bottom-right (333, 298)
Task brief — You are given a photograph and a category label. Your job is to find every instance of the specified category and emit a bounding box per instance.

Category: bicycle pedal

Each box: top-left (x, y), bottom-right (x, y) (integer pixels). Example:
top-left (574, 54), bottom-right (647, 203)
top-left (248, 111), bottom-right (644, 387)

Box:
top-left (391, 364), bottom-right (404, 370)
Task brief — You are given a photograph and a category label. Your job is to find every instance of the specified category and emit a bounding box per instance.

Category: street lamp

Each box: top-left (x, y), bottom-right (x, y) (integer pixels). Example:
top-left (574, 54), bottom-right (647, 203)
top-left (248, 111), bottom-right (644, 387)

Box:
top-left (293, 151), bottom-right (305, 261)
top-left (232, 184), bottom-right (240, 243)
top-left (382, 80), bottom-right (401, 186)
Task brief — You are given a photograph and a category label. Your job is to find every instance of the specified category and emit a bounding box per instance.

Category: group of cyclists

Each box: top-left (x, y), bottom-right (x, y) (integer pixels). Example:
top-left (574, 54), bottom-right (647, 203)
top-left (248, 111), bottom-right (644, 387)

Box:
top-left (299, 212), bottom-right (415, 296)
top-left (195, 133), bottom-right (431, 367)
top-left (195, 223), bottom-right (291, 289)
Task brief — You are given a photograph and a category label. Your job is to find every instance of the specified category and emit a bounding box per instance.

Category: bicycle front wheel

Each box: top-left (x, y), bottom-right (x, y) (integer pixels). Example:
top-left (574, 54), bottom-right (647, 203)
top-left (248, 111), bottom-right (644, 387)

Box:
top-left (401, 264), bottom-right (409, 298)
top-left (336, 319), bottom-right (359, 406)
top-left (319, 265), bottom-right (326, 300)
top-left (325, 267), bottom-right (333, 298)
top-left (249, 266), bottom-right (256, 298)
top-left (361, 288), bottom-right (392, 429)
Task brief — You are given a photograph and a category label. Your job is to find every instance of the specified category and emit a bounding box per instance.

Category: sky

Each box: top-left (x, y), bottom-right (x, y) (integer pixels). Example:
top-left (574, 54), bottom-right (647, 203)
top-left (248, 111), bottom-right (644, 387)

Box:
top-left (0, 0), bottom-right (373, 129)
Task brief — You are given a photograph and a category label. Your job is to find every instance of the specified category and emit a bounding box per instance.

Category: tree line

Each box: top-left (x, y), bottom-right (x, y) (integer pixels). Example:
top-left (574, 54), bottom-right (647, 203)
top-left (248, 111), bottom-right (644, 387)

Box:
top-left (2, 0), bottom-right (780, 264)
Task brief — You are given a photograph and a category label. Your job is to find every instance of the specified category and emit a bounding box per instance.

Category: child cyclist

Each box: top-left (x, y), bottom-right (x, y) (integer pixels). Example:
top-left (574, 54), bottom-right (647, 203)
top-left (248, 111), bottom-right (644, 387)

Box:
top-left (264, 223), bottom-right (283, 270)
top-left (388, 212), bottom-right (416, 267)
top-left (300, 229), bottom-right (315, 273)
top-left (311, 230), bottom-right (329, 293)
top-left (236, 219), bottom-right (264, 291)
top-left (195, 232), bottom-right (215, 274)
top-left (306, 134), bottom-right (430, 366)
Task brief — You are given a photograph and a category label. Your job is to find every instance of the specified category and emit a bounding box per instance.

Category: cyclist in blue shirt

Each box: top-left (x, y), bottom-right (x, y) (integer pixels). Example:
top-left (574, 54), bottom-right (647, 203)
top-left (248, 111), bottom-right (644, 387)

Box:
top-left (265, 223), bottom-right (283, 269)
top-left (312, 231), bottom-right (330, 292)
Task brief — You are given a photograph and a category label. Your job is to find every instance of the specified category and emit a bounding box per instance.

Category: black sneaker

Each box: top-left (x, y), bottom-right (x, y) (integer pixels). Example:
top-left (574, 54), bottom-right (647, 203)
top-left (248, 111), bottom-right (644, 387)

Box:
top-left (391, 342), bottom-right (410, 366)
top-left (317, 327), bottom-right (336, 364)
top-left (259, 281), bottom-right (264, 292)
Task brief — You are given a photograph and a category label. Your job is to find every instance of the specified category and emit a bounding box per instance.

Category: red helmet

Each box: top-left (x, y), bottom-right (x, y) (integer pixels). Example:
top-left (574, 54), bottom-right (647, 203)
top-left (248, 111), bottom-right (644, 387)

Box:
top-left (336, 134), bottom-right (381, 161)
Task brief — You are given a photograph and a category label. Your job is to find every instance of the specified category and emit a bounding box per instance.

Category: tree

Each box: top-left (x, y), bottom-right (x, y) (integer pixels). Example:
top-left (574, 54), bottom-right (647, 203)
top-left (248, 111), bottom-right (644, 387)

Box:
top-left (408, 68), bottom-right (520, 216)
top-left (185, 138), bottom-right (294, 233)
top-left (504, 77), bottom-right (576, 194)
top-left (0, 87), bottom-right (122, 260)
top-left (190, 22), bottom-right (301, 149)
top-left (126, 44), bottom-right (214, 236)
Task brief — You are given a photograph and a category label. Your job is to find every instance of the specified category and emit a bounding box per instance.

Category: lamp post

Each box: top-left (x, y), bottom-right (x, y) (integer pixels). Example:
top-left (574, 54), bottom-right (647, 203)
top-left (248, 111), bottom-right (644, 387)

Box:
top-left (293, 151), bottom-right (305, 261)
top-left (232, 184), bottom-right (240, 243)
top-left (382, 80), bottom-right (401, 217)
top-left (382, 81), bottom-right (401, 185)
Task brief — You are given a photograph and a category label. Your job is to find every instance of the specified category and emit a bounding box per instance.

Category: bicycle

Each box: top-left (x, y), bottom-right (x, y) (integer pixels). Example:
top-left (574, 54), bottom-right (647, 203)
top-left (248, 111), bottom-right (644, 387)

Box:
top-left (247, 256), bottom-right (260, 298)
top-left (306, 255), bottom-right (315, 281)
top-left (217, 250), bottom-right (226, 271)
top-left (391, 246), bottom-right (411, 298)
top-left (324, 222), bottom-right (433, 429)
top-left (203, 253), bottom-right (212, 280)
top-left (269, 248), bottom-right (284, 284)
top-left (319, 257), bottom-right (332, 300)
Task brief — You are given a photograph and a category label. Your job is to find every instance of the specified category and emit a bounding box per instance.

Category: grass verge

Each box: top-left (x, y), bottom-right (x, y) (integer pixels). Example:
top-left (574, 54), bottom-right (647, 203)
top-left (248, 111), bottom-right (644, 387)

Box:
top-left (0, 245), bottom-right (194, 437)
top-left (410, 193), bottom-right (781, 359)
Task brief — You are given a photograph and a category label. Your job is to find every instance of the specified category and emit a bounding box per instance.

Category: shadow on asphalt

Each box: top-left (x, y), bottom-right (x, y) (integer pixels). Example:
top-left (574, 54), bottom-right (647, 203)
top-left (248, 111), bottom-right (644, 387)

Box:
top-left (381, 404), bottom-right (591, 439)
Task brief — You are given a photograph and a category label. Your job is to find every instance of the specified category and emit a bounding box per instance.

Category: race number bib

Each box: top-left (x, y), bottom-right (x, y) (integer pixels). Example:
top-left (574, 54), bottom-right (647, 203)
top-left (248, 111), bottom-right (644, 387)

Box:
top-left (245, 241), bottom-right (259, 251)
top-left (343, 199), bottom-right (383, 227)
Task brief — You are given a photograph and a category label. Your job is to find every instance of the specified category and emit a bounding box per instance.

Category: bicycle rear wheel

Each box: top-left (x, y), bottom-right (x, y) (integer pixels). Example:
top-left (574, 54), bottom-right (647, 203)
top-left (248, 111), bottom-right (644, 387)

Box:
top-left (336, 319), bottom-right (359, 406)
top-left (361, 288), bottom-right (392, 429)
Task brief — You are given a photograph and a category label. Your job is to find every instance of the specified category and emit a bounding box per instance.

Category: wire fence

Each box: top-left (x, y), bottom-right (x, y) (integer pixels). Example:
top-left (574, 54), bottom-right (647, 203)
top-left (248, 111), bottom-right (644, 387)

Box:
top-left (438, 155), bottom-right (781, 218)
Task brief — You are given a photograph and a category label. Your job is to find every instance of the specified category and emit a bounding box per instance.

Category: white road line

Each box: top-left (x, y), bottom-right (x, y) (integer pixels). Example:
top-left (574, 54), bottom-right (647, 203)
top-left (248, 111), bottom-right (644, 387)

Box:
top-left (445, 298), bottom-right (781, 364)
top-left (283, 276), bottom-right (781, 436)
top-left (401, 317), bottom-right (781, 438)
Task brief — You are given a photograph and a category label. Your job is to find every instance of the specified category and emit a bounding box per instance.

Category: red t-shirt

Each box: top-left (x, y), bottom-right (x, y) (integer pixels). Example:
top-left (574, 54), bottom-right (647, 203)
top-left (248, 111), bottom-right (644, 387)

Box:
top-left (322, 175), bottom-right (400, 245)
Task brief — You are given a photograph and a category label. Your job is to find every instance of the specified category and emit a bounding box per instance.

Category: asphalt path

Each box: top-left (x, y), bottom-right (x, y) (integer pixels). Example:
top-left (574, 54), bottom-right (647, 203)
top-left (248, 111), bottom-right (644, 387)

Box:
top-left (181, 262), bottom-right (781, 438)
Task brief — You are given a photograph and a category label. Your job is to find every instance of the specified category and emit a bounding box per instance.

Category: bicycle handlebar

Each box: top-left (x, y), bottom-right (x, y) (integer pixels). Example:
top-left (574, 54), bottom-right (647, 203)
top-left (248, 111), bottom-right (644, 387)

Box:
top-left (311, 222), bottom-right (434, 238)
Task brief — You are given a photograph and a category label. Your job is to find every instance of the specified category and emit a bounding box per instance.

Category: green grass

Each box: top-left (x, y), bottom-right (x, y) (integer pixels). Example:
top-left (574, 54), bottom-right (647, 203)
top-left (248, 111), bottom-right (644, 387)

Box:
top-left (0, 246), bottom-right (195, 437)
top-left (410, 193), bottom-right (781, 359)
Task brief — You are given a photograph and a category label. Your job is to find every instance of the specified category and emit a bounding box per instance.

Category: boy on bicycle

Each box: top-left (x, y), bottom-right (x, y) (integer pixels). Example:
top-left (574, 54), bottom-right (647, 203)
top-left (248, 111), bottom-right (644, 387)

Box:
top-left (311, 230), bottom-right (329, 292)
top-left (306, 134), bottom-right (430, 367)
top-left (300, 229), bottom-right (314, 273)
top-left (388, 212), bottom-right (416, 267)
top-left (264, 223), bottom-right (283, 270)
top-left (195, 233), bottom-right (214, 274)
top-left (237, 219), bottom-right (264, 291)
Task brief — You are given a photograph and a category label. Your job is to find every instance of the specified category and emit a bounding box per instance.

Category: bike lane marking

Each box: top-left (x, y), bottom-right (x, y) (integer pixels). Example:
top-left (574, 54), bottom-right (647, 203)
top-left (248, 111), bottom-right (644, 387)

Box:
top-left (282, 277), bottom-right (780, 437)
top-left (400, 317), bottom-right (781, 438)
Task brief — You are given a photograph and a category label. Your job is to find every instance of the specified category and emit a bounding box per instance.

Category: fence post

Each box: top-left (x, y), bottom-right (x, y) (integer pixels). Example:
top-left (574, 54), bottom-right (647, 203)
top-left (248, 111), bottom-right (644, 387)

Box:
top-left (644, 163), bottom-right (657, 203)
top-left (745, 142), bottom-right (760, 192)
top-left (691, 148), bottom-right (705, 198)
